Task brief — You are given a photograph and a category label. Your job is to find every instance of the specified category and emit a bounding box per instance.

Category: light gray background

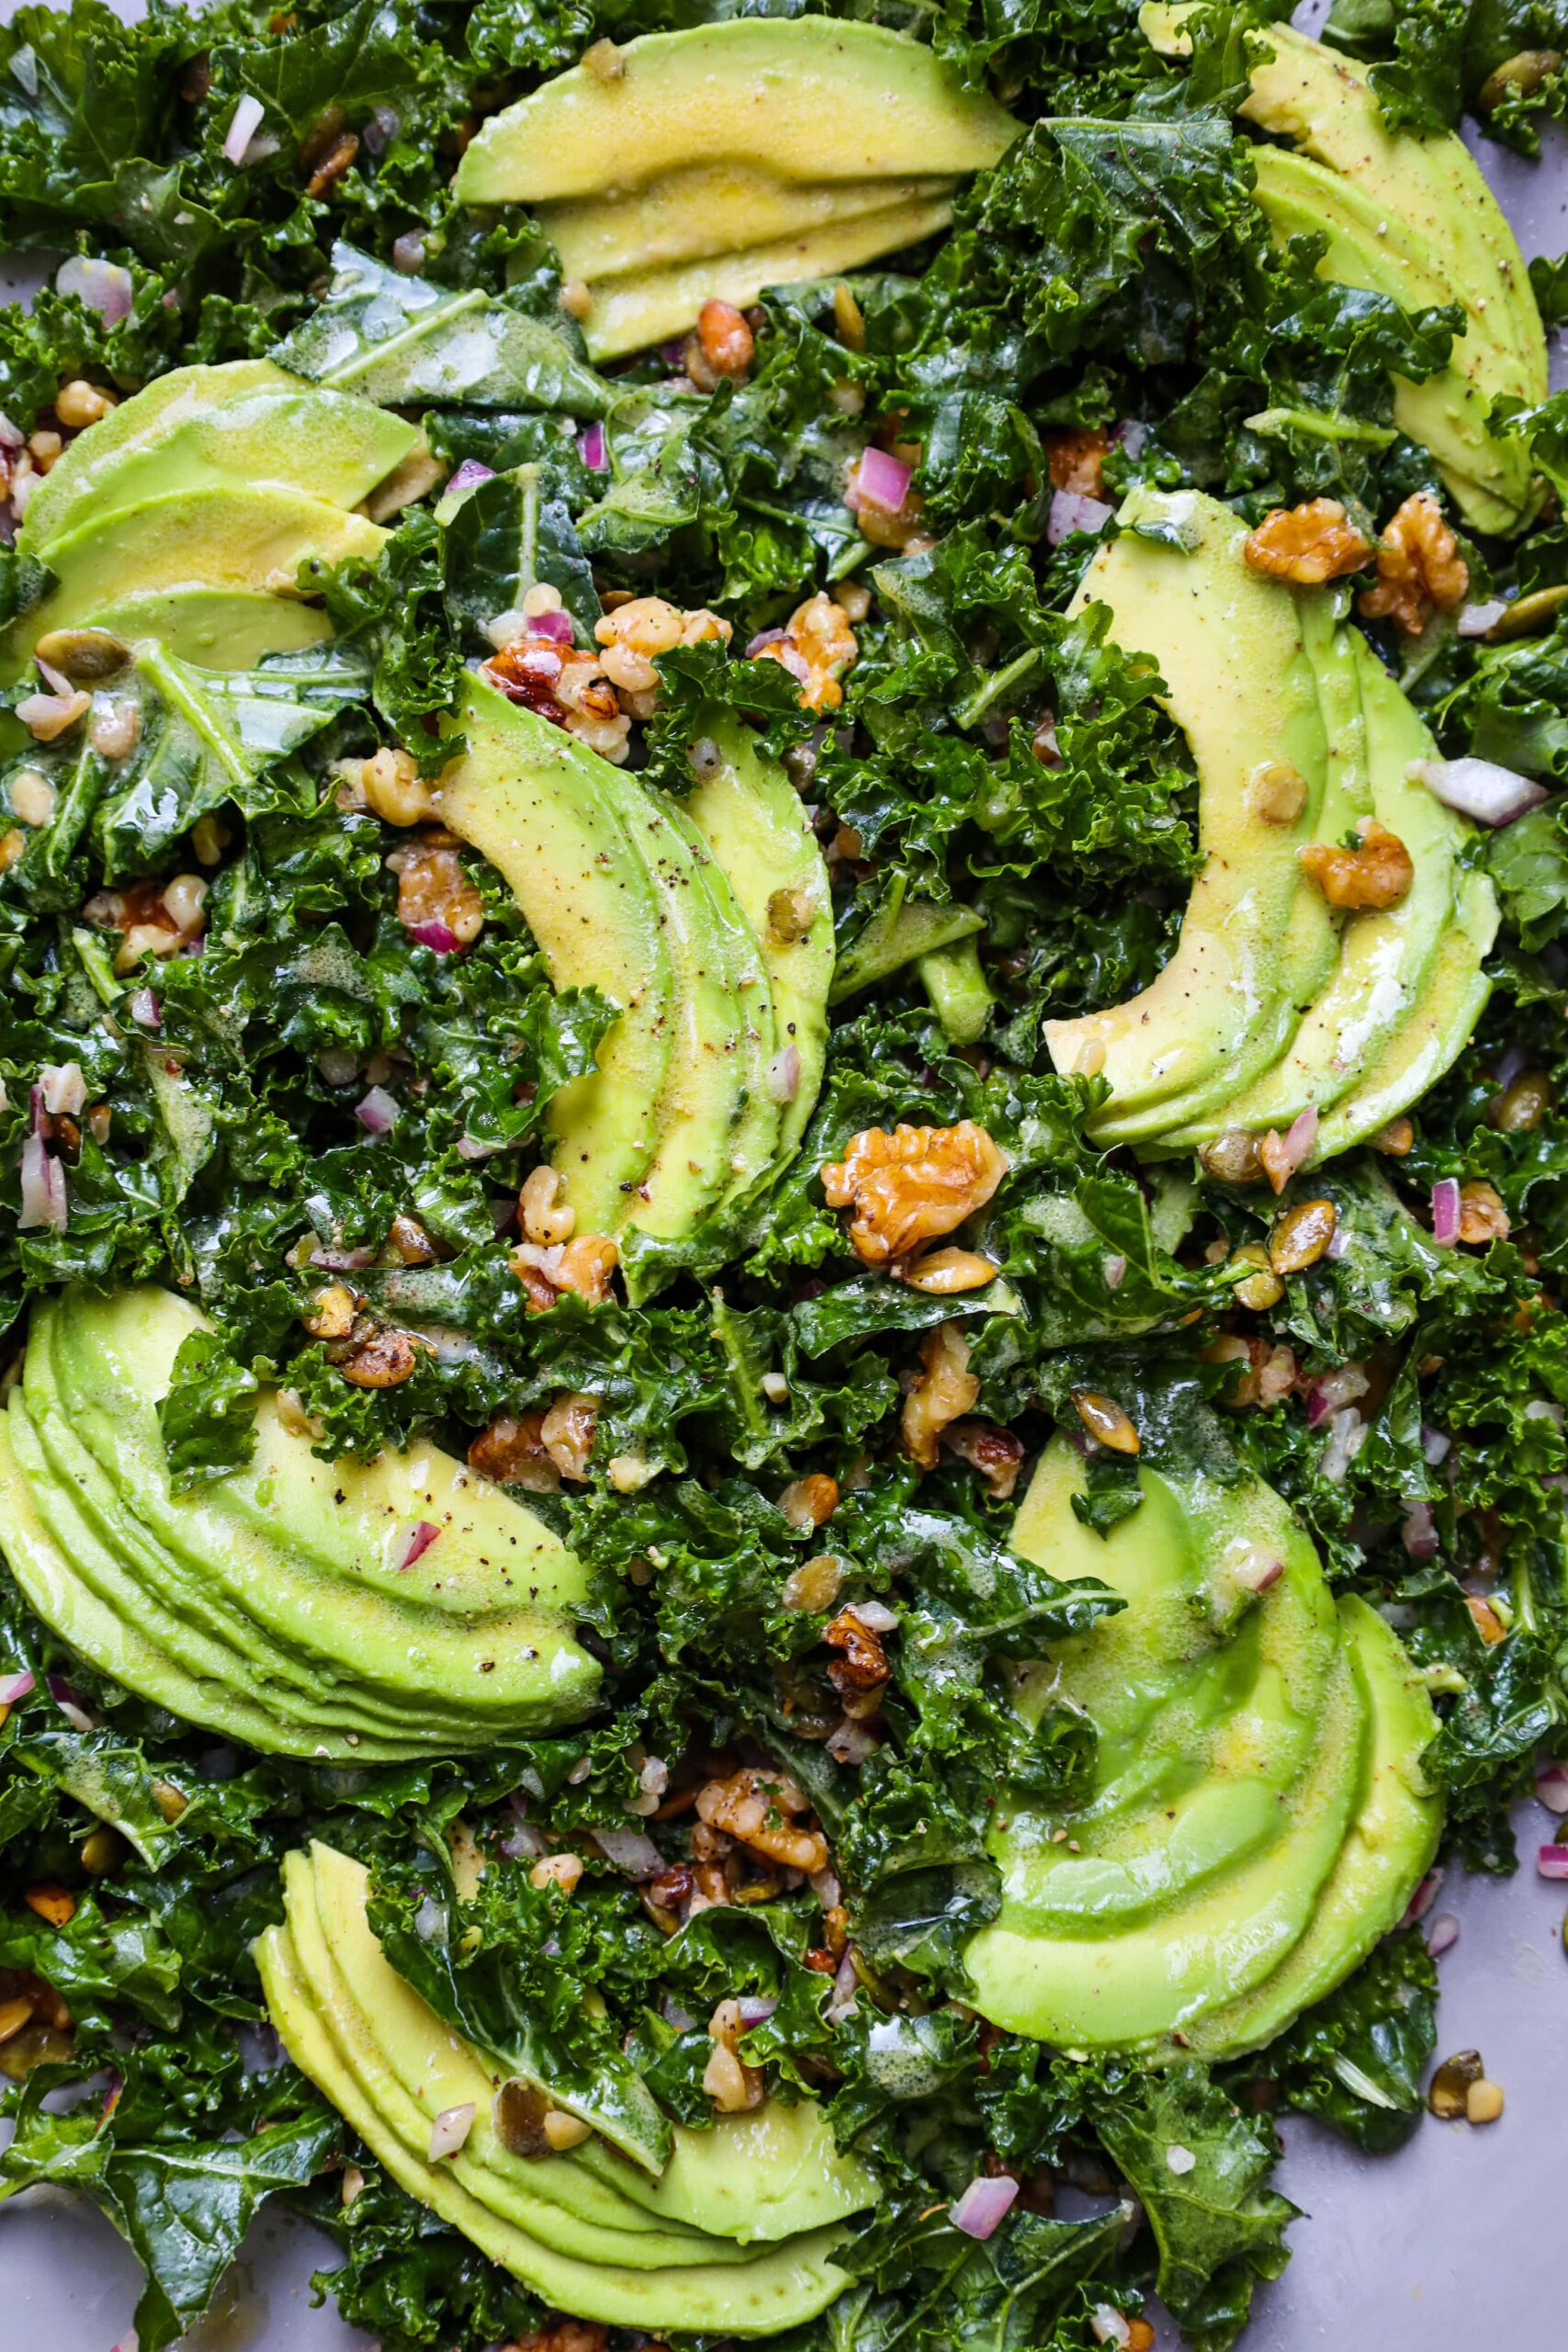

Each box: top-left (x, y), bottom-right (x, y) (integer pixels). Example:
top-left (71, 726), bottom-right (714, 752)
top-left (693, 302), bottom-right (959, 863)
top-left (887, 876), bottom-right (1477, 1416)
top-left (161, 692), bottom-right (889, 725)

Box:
top-left (1, 1), bottom-right (1566, 2345)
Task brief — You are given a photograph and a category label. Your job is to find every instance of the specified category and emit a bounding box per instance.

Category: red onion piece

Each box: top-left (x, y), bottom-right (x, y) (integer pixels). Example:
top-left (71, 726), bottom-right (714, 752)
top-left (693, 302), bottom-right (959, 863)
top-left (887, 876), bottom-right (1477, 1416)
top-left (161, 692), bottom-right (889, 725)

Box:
top-left (592, 1826), bottom-right (662, 1877)
top-left (362, 103), bottom-right (401, 154)
top-left (1401, 1500), bottom-right (1439, 1560)
top-left (1457, 599), bottom-right (1509, 639)
top-left (856, 447), bottom-right (912, 514)
top-left (1235, 1551), bottom-right (1283, 1593)
top-left (1305, 1365), bottom-right (1369, 1430)
top-left (408, 918), bottom-right (460, 954)
top-left (1400, 1868), bottom-right (1442, 1927)
top-left (309, 1244), bottom-right (378, 1272)
top-left (846, 1599), bottom-right (898, 1633)
top-left (17, 690), bottom-right (85, 735)
top-left (1319, 1405), bottom-right (1364, 1484)
top-left (0, 1668), bottom-right (35, 1705)
top-left (428, 2102), bottom-right (475, 2160)
top-left (457, 1135), bottom-right (496, 1161)
top-left (661, 1993), bottom-right (697, 2031)
top-left (950, 2174), bottom-right (1019, 2241)
top-left (1427, 1911), bottom-right (1461, 1957)
top-left (826, 1947), bottom-right (860, 2019)
top-left (392, 231), bottom-right (426, 275)
top-left (1103, 1252), bottom-right (1127, 1289)
top-left (128, 988), bottom-right (161, 1029)
top-left (444, 459), bottom-right (494, 495)
top-left (36, 656), bottom-right (75, 698)
top-left (1537, 1763), bottom-right (1568, 1814)
top-left (768, 1044), bottom-right (801, 1105)
top-left (1278, 1103), bottom-right (1319, 1178)
top-left (1325, 1223), bottom-right (1349, 1260)
top-left (736, 1995), bottom-right (779, 2026)
top-left (49, 1673), bottom-right (97, 1731)
top-left (1112, 418), bottom-right (1148, 457)
top-left (18, 1133), bottom-right (66, 1232)
top-left (398, 1521), bottom-right (441, 1570)
top-left (355, 1085), bottom-right (400, 1134)
top-left (745, 627), bottom-right (786, 658)
top-left (1431, 1178), bottom-right (1461, 1247)
top-left (55, 255), bottom-right (133, 327)
top-left (1538, 1844), bottom-right (1568, 1879)
top-left (1047, 489), bottom-right (1113, 547)
top-left (40, 1062), bottom-right (86, 1116)
top-left (222, 94), bottom-right (265, 164)
top-left (1415, 756), bottom-right (1547, 828)
top-left (0, 411), bottom-right (21, 450)
top-left (529, 605), bottom-right (573, 644)
top-left (826, 1715), bottom-right (878, 1766)
top-left (579, 423), bottom-right (606, 472)
top-left (1422, 1424), bottom-right (1451, 1466)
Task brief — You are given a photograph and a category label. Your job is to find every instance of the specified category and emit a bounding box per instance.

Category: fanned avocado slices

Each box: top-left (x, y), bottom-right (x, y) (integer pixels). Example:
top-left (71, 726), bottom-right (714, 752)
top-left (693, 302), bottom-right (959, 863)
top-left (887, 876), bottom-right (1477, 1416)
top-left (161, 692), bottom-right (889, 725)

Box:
top-left (0, 1288), bottom-right (602, 1757)
top-left (963, 1438), bottom-right (1438, 2053)
top-left (254, 1840), bottom-right (874, 2333)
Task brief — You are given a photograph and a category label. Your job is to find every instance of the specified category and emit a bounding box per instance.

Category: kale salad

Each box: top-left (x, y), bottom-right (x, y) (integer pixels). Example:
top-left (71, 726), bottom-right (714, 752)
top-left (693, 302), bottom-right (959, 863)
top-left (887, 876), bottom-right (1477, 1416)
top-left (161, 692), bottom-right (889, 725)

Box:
top-left (3, 0), bottom-right (1568, 2346)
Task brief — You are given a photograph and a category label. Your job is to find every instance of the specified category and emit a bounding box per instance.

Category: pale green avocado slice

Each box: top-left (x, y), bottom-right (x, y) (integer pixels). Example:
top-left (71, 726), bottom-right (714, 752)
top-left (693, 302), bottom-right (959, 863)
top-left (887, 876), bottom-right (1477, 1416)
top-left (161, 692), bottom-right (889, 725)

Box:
top-left (72, 589), bottom-right (333, 671)
top-left (1174, 1597), bottom-right (1441, 2062)
top-left (257, 1926), bottom-right (855, 2333)
top-left (20, 363), bottom-right (418, 559)
top-left (682, 709), bottom-right (833, 1169)
top-left (1250, 148), bottom-right (1538, 536)
top-left (47, 1289), bottom-right (601, 1732)
top-left (1, 486), bottom-right (383, 684)
top-left (436, 677), bottom-right (676, 1233)
top-left (540, 164), bottom-right (953, 282)
top-left (457, 18), bottom-right (1019, 205)
top-left (19, 1320), bottom-right (515, 1747)
top-left (964, 1634), bottom-right (1367, 2048)
top-left (0, 1409), bottom-right (412, 1763)
top-left (1162, 635), bottom-right (1463, 1149)
top-left (1309, 865), bottom-right (1498, 1162)
top-left (286, 1853), bottom-right (747, 2268)
top-left (989, 1436), bottom-right (1340, 1936)
top-left (1043, 487), bottom-right (1332, 1138)
top-left (578, 196), bottom-right (955, 360)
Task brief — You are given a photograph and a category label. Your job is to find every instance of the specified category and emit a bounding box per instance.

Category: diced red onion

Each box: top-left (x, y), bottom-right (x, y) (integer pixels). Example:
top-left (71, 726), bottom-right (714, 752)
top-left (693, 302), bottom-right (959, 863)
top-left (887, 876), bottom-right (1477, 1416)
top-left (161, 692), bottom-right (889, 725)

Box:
top-left (826, 1716), bottom-right (878, 1766)
top-left (362, 103), bottom-right (401, 155)
top-left (950, 2174), bottom-right (1019, 2241)
top-left (810, 1866), bottom-right (841, 1909)
top-left (1401, 1868), bottom-right (1443, 1927)
top-left (529, 606), bottom-right (573, 644)
top-left (578, 423), bottom-right (606, 471)
top-left (1089, 2310), bottom-right (1132, 2351)
top-left (408, 919), bottom-right (460, 954)
top-left (0, 1668), bottom-right (35, 1705)
top-left (1103, 1252), bottom-right (1127, 1289)
top-left (457, 1135), bottom-right (496, 1161)
top-left (1422, 1424), bottom-right (1451, 1466)
top-left (746, 627), bottom-right (786, 658)
top-left (391, 231), bottom-right (426, 275)
top-left (223, 94), bottom-right (265, 165)
top-left (826, 1947), bottom-right (860, 2020)
top-left (1235, 1551), bottom-right (1283, 1593)
top-left (1415, 756), bottom-right (1548, 828)
top-left (428, 2101), bottom-right (475, 2160)
top-left (1305, 1364), bottom-right (1369, 1430)
top-left (55, 255), bottom-right (133, 327)
top-left (1047, 489), bottom-right (1113, 547)
top-left (1319, 1405), bottom-right (1364, 1485)
top-left (592, 1826), bottom-right (662, 1877)
top-left (1538, 1844), bottom-right (1568, 1879)
top-left (1457, 599), bottom-right (1509, 639)
top-left (128, 988), bottom-right (161, 1029)
top-left (736, 1996), bottom-right (778, 2026)
top-left (1426, 1911), bottom-right (1460, 1957)
top-left (1537, 1764), bottom-right (1568, 1814)
top-left (397, 1521), bottom-right (441, 1570)
top-left (1274, 1103), bottom-right (1319, 1182)
top-left (1431, 1178), bottom-right (1461, 1248)
top-left (856, 447), bottom-right (912, 514)
top-left (36, 656), bottom-right (75, 698)
top-left (846, 1599), bottom-right (898, 1633)
top-left (355, 1085), bottom-right (400, 1134)
top-left (39, 1062), bottom-right (86, 1116)
top-left (1112, 419), bottom-right (1148, 457)
top-left (1401, 1500), bottom-right (1439, 1560)
top-left (500, 1819), bottom-right (547, 1860)
top-left (661, 1993), bottom-right (697, 2031)
top-left (768, 1045), bottom-right (801, 1105)
top-left (17, 691), bottom-right (85, 736)
top-left (0, 411), bottom-right (21, 450)
top-left (1494, 1040), bottom-right (1529, 1092)
top-left (48, 1673), bottom-right (96, 1731)
top-left (18, 1133), bottom-right (66, 1232)
top-left (444, 459), bottom-right (494, 495)
top-left (309, 1244), bottom-right (377, 1272)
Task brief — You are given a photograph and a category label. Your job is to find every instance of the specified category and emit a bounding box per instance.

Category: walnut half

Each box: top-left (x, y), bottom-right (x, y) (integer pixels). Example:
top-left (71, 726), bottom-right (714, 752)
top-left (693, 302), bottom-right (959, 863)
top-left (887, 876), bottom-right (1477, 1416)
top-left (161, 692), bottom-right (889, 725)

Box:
top-left (821, 1120), bottom-right (1007, 1267)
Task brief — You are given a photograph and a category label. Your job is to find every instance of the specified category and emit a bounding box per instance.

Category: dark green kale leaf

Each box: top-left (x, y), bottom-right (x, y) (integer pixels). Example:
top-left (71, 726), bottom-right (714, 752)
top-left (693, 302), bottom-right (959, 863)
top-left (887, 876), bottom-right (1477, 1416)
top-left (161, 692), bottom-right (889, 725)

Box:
top-left (1262, 1928), bottom-right (1438, 2152)
top-left (830, 2198), bottom-right (1136, 2352)
top-left (305, 2159), bottom-right (544, 2352)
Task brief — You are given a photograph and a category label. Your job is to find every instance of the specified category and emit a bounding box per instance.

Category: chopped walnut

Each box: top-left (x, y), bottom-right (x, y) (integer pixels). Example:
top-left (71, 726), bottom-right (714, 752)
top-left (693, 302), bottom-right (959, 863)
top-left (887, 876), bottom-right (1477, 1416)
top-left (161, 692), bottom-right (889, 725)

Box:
top-left (1203, 1335), bottom-right (1300, 1408)
top-left (393, 835), bottom-right (486, 946)
top-left (481, 636), bottom-right (630, 763)
top-left (1457, 1181), bottom-right (1510, 1245)
top-left (683, 299), bottom-right (755, 391)
top-left (823, 1609), bottom-right (891, 1709)
top-left (822, 1119), bottom-right (1007, 1267)
top-left (338, 1325), bottom-right (421, 1388)
top-left (704, 1999), bottom-right (765, 2112)
top-left (779, 1474), bottom-right (840, 1530)
top-left (1300, 819), bottom-right (1413, 912)
top-left (510, 1234), bottom-right (619, 1309)
top-left (902, 1321), bottom-right (980, 1470)
top-left (468, 1412), bottom-right (561, 1494)
top-left (943, 1420), bottom-right (1025, 1499)
top-left (359, 746), bottom-right (435, 826)
top-left (1358, 492), bottom-right (1469, 638)
top-left (1244, 498), bottom-right (1372, 586)
top-left (593, 597), bottom-right (731, 719)
top-left (695, 1767), bottom-right (829, 1874)
top-left (1044, 426), bottom-right (1111, 497)
top-left (540, 1391), bottom-right (598, 1481)
top-left (752, 591), bottom-right (859, 712)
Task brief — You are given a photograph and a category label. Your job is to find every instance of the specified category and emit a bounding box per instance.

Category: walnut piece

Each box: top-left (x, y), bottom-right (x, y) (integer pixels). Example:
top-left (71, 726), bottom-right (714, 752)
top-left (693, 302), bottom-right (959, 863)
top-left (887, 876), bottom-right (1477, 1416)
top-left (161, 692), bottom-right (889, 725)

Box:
top-left (1457, 1180), bottom-right (1510, 1244)
top-left (510, 1234), bottom-right (619, 1310)
top-left (394, 835), bottom-right (485, 946)
top-left (540, 1392), bottom-right (599, 1481)
top-left (468, 1412), bottom-right (561, 1493)
top-left (1244, 498), bottom-right (1372, 585)
top-left (821, 1119), bottom-right (1007, 1266)
top-left (593, 596), bottom-right (730, 717)
top-left (695, 1767), bottom-right (829, 1874)
top-left (1300, 819), bottom-right (1414, 912)
top-left (1358, 492), bottom-right (1469, 638)
top-left (1203, 1335), bottom-right (1300, 1408)
top-left (1044, 426), bottom-right (1111, 497)
top-left (943, 1420), bottom-right (1025, 1498)
top-left (901, 1321), bottom-right (980, 1469)
top-left (750, 591), bottom-right (859, 713)
top-left (481, 636), bottom-right (630, 763)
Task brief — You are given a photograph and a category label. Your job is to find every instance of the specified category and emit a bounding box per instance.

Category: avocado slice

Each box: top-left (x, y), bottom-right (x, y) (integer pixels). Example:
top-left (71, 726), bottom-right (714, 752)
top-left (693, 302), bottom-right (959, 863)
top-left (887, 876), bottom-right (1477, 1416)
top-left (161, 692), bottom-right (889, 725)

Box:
top-left (2, 486), bottom-right (383, 684)
top-left (966, 1634), bottom-right (1366, 2047)
top-left (1161, 635), bottom-right (1462, 1149)
top-left (540, 164), bottom-right (954, 283)
top-left (456, 20), bottom-right (1019, 206)
top-left (20, 362), bottom-right (418, 558)
top-left (1043, 487), bottom-right (1333, 1138)
top-left (69, 589), bottom-right (333, 670)
top-left (681, 711), bottom-right (833, 1169)
top-left (577, 196), bottom-right (956, 360)
top-left (1175, 1598), bottom-right (1441, 2062)
top-left (989, 1436), bottom-right (1341, 1937)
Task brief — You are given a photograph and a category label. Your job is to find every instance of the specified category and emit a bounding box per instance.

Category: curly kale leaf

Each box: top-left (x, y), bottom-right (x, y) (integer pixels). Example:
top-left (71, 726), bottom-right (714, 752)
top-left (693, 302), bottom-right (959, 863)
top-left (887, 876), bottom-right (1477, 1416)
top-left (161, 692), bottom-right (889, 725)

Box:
top-left (1262, 1928), bottom-right (1438, 2153)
